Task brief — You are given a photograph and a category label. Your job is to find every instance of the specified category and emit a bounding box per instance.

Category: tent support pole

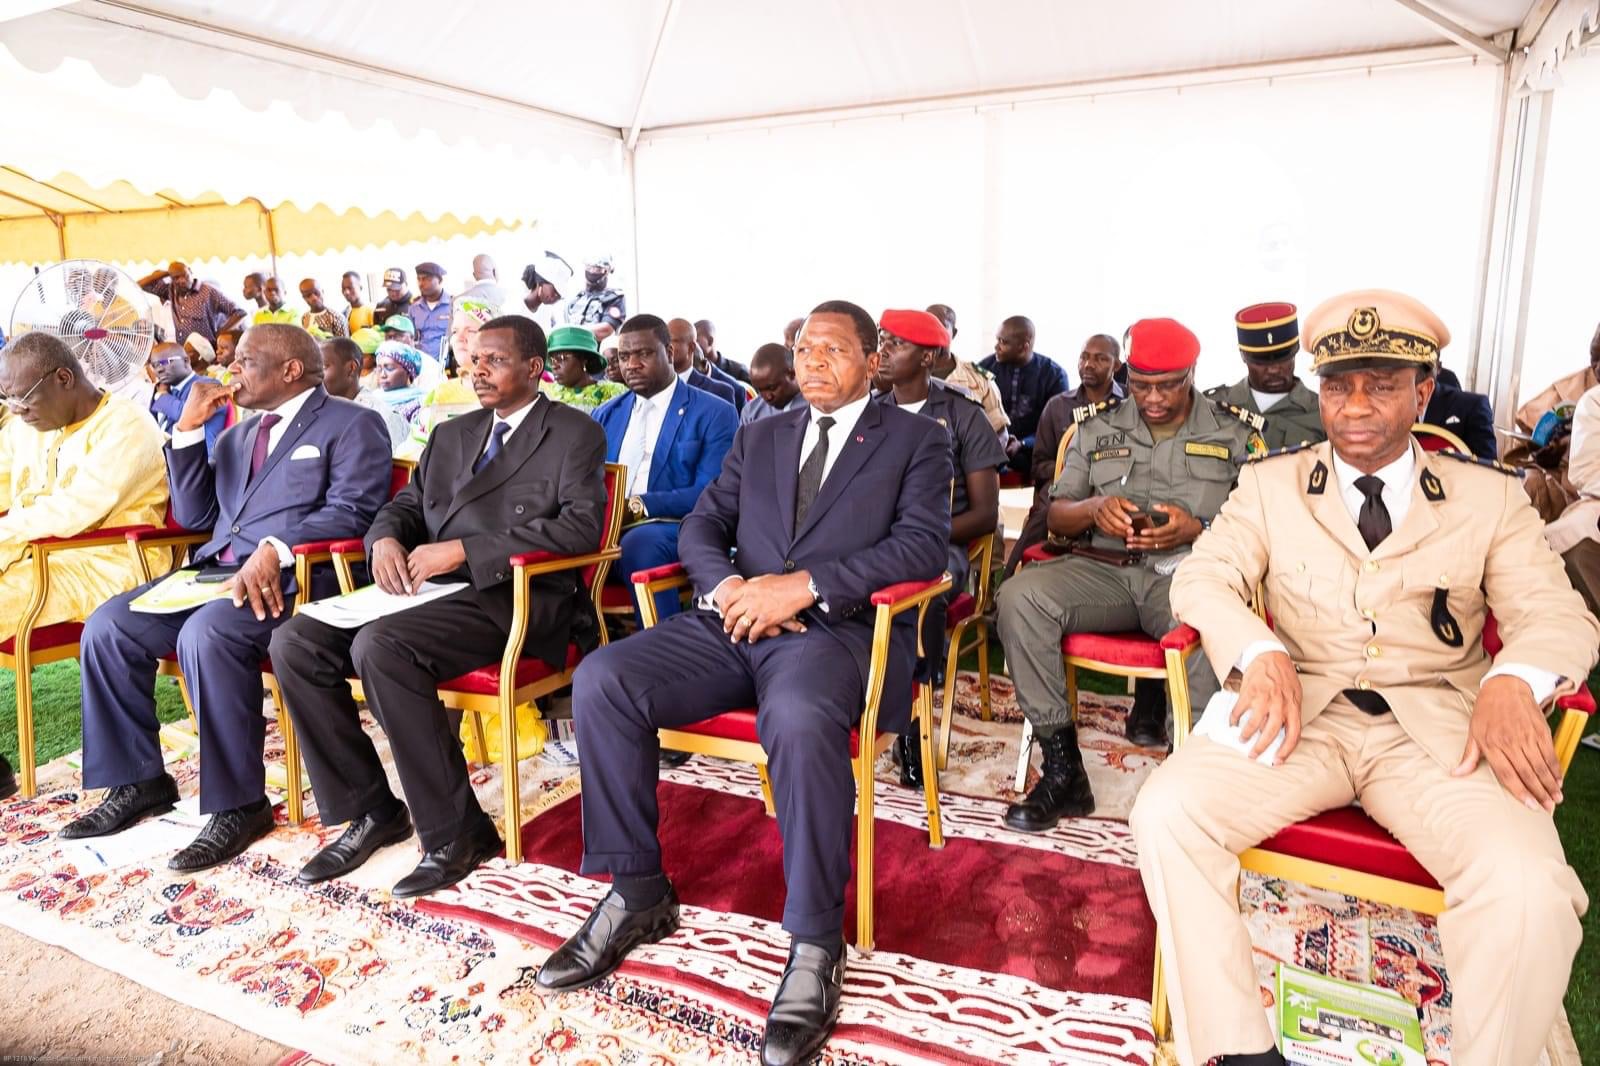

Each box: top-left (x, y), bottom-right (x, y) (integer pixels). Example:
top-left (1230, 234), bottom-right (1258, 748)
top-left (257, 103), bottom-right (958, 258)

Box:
top-left (249, 197), bottom-right (280, 277)
top-left (624, 144), bottom-right (642, 309)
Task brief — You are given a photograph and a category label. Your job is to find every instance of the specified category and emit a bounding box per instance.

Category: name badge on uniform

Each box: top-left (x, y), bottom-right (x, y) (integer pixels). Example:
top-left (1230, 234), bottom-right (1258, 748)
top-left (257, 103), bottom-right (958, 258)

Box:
top-left (1183, 442), bottom-right (1231, 460)
top-left (1092, 447), bottom-right (1132, 461)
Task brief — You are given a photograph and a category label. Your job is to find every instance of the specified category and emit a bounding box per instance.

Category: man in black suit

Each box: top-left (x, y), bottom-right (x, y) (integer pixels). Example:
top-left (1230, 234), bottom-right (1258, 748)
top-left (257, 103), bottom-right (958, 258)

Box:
top-left (64, 324), bottom-right (393, 869)
top-left (536, 301), bottom-right (952, 1066)
top-left (269, 316), bottom-right (607, 898)
top-left (1426, 364), bottom-right (1498, 459)
top-left (667, 316), bottom-right (741, 409)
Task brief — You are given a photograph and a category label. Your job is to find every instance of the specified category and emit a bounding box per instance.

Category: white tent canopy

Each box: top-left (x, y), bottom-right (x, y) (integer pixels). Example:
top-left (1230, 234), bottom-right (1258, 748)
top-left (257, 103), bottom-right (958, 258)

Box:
top-left (4, 0), bottom-right (1599, 413)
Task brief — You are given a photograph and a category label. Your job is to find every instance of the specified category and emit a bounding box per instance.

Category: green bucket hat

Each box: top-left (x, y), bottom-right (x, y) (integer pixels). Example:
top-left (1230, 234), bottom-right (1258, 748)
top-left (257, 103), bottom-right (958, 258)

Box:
top-left (548, 325), bottom-right (605, 374)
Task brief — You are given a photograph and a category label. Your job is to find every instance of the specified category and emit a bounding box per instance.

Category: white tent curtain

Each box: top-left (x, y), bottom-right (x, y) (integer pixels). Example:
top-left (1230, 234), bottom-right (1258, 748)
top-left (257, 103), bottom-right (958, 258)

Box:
top-left (635, 59), bottom-right (1500, 386)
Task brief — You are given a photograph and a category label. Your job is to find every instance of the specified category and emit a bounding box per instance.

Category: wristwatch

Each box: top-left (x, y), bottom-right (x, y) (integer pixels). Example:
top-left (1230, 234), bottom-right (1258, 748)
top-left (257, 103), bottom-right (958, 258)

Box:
top-left (806, 576), bottom-right (822, 607)
top-left (627, 495), bottom-right (647, 520)
top-left (1199, 516), bottom-right (1212, 532)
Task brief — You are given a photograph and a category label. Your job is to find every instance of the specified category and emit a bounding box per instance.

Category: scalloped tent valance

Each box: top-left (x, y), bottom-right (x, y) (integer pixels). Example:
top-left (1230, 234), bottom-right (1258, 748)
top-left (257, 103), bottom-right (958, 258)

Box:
top-left (1512, 0), bottom-right (1600, 90)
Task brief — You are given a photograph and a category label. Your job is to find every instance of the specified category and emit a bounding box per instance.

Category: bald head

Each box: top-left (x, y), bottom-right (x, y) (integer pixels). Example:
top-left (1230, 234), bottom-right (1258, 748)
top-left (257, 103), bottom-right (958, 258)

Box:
top-left (667, 317), bottom-right (700, 373)
top-left (749, 342), bottom-right (799, 411)
top-left (694, 319), bottom-right (718, 362)
top-left (232, 323), bottom-right (323, 410)
top-left (926, 304), bottom-right (956, 336)
top-left (783, 317), bottom-right (805, 349)
top-left (472, 254), bottom-right (497, 281)
top-left (0, 332), bottom-right (98, 430)
top-left (995, 316), bottom-right (1037, 366)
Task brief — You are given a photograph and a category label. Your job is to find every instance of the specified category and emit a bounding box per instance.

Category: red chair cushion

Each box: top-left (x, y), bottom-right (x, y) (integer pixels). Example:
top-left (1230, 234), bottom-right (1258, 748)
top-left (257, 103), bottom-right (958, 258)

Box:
top-left (1062, 631), bottom-right (1165, 669)
top-left (438, 643), bottom-right (583, 695)
top-left (672, 706), bottom-right (907, 758)
top-left (999, 470), bottom-right (1027, 488)
top-left (0, 621), bottom-right (84, 656)
top-left (1253, 806), bottom-right (1440, 890)
top-left (945, 592), bottom-right (977, 630)
top-left (600, 584), bottom-right (634, 609)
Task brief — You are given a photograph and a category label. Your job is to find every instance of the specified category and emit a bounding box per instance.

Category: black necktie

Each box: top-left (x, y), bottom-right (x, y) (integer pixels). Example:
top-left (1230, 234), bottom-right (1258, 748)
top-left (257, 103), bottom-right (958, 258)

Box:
top-left (794, 415), bottom-right (835, 531)
top-left (474, 421), bottom-right (510, 474)
top-left (1354, 474), bottom-right (1392, 551)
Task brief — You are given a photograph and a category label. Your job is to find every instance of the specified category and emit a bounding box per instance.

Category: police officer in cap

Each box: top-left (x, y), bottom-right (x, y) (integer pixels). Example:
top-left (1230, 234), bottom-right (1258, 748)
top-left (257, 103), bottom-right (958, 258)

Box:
top-left (565, 255), bottom-right (628, 341)
top-left (1205, 302), bottom-right (1324, 451)
top-left (373, 267), bottom-right (414, 331)
top-left (996, 318), bottom-right (1263, 831)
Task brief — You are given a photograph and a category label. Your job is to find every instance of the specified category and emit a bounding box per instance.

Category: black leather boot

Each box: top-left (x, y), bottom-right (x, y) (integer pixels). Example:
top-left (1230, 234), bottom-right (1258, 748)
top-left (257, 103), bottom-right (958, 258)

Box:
top-left (892, 733), bottom-right (923, 790)
top-left (1003, 726), bottom-right (1094, 831)
top-left (1124, 679), bottom-right (1169, 748)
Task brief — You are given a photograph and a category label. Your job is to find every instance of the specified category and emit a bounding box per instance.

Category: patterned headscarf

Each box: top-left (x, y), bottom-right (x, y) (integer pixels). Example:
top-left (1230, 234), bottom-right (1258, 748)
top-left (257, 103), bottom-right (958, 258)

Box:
top-left (454, 298), bottom-right (498, 325)
top-left (375, 341), bottom-right (424, 381)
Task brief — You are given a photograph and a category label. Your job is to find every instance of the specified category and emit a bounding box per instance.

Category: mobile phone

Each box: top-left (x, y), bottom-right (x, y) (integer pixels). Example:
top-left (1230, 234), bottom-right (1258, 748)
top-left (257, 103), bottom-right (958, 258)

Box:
top-left (1129, 512), bottom-right (1153, 534)
top-left (195, 565), bottom-right (241, 584)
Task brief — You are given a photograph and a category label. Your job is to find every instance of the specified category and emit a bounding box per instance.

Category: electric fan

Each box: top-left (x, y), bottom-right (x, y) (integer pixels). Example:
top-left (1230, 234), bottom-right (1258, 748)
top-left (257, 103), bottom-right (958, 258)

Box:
top-left (8, 259), bottom-right (156, 390)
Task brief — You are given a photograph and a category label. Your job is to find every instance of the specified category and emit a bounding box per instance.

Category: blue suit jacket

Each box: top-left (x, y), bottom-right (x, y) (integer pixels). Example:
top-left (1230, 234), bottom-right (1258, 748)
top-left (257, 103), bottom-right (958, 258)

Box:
top-left (678, 400), bottom-right (952, 730)
top-left (687, 367), bottom-right (740, 410)
top-left (593, 379), bottom-right (737, 518)
top-left (167, 386), bottom-right (393, 593)
top-left (704, 362), bottom-right (746, 412)
top-left (150, 375), bottom-right (226, 455)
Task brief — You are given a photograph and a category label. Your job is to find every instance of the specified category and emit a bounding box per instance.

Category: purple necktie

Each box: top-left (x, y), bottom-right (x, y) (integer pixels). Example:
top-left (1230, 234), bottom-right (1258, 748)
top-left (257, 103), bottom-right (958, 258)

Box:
top-left (220, 412), bottom-right (282, 563)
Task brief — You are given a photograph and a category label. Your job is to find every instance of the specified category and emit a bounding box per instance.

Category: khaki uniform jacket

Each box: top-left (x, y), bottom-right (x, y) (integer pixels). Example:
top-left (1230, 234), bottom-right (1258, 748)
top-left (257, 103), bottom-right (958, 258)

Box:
top-left (1205, 377), bottom-right (1324, 452)
top-left (1172, 440), bottom-right (1600, 769)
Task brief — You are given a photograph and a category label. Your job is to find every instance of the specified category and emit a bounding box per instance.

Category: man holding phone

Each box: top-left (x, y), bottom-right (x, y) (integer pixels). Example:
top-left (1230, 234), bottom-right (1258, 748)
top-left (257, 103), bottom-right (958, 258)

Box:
top-left (64, 324), bottom-right (392, 870)
top-left (995, 318), bottom-right (1261, 831)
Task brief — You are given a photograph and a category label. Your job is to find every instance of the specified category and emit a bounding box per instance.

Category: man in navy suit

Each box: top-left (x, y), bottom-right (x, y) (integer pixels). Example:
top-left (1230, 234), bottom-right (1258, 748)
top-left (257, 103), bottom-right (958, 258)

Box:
top-left (537, 301), bottom-right (952, 1066)
top-left (148, 342), bottom-right (226, 455)
top-left (1426, 364), bottom-right (1497, 460)
top-left (63, 324), bottom-right (392, 870)
top-left (593, 314), bottom-right (737, 623)
top-left (666, 315), bottom-right (740, 409)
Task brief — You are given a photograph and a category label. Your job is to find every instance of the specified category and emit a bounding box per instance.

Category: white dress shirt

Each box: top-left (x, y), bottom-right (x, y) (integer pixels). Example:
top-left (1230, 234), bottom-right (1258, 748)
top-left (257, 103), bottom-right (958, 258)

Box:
top-left (1238, 443), bottom-right (1559, 702)
top-left (1251, 387), bottom-right (1289, 412)
top-left (173, 386), bottom-right (317, 569)
top-left (478, 394), bottom-right (540, 459)
top-left (619, 381), bottom-right (675, 496)
top-left (797, 390), bottom-right (874, 487)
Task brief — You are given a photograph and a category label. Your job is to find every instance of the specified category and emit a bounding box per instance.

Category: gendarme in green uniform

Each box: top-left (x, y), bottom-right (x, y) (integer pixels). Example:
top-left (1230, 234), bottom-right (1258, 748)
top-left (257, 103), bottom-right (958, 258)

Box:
top-left (1204, 377), bottom-right (1324, 451)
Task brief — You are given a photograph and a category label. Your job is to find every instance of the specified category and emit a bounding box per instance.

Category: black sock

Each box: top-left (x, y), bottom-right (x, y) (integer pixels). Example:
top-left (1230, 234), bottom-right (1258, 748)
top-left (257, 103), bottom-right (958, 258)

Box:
top-left (1217, 1049), bottom-right (1286, 1066)
top-left (364, 795), bottom-right (405, 825)
top-left (238, 797), bottom-right (271, 814)
top-left (613, 872), bottom-right (670, 910)
top-left (791, 931), bottom-right (844, 961)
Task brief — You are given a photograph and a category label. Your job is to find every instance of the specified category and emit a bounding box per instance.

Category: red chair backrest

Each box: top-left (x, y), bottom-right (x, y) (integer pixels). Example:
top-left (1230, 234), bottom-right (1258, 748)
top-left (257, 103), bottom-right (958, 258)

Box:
top-left (388, 460), bottom-right (412, 501)
top-left (581, 464), bottom-right (626, 593)
top-left (1417, 433), bottom-right (1452, 453)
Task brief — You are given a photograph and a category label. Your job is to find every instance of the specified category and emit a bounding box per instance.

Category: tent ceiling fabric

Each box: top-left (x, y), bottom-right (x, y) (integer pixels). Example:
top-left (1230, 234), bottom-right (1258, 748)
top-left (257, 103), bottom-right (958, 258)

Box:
top-left (2, 0), bottom-right (1543, 143)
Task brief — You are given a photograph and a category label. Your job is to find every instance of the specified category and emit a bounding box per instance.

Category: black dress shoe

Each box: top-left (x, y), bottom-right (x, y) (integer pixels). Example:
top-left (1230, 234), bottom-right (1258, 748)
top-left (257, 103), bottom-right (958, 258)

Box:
top-left (0, 754), bottom-right (16, 802)
top-left (760, 942), bottom-right (846, 1066)
top-left (1124, 682), bottom-right (1169, 748)
top-left (536, 886), bottom-right (680, 991)
top-left (169, 801), bottom-right (276, 872)
top-left (391, 814), bottom-right (501, 899)
top-left (59, 773), bottom-right (180, 839)
top-left (1216, 1050), bottom-right (1287, 1065)
top-left (891, 734), bottom-right (924, 790)
top-left (1003, 727), bottom-right (1094, 832)
top-left (297, 803), bottom-right (414, 885)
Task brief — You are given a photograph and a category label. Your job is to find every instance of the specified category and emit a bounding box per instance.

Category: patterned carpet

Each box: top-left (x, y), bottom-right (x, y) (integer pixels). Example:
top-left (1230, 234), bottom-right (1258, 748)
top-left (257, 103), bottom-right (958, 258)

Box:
top-left (0, 676), bottom-right (1471, 1064)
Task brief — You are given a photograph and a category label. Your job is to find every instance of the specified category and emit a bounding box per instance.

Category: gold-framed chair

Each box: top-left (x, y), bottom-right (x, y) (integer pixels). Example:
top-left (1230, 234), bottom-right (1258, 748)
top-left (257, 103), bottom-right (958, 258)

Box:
top-left (630, 561), bottom-right (951, 951)
top-left (1411, 421), bottom-right (1471, 454)
top-left (310, 463), bottom-right (627, 862)
top-left (935, 532), bottom-right (996, 767)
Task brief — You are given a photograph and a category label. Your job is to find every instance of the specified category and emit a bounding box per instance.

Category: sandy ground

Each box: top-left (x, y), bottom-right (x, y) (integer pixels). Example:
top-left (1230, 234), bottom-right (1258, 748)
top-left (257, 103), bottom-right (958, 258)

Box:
top-left (0, 923), bottom-right (288, 1065)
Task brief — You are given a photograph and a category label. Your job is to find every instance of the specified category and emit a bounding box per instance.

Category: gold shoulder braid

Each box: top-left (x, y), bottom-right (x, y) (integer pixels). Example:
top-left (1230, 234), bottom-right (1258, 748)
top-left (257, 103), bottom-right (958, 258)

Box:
top-left (1432, 450), bottom-right (1524, 478)
top-left (1072, 396), bottom-right (1121, 425)
top-left (1213, 399), bottom-right (1266, 432)
top-left (1246, 441), bottom-right (1317, 463)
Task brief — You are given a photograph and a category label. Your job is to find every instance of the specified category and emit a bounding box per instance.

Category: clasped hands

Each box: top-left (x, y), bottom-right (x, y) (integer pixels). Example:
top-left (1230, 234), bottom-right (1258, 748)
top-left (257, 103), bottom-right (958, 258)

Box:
top-left (713, 572), bottom-right (815, 644)
top-left (1092, 496), bottom-right (1201, 553)
top-left (1234, 652), bottom-right (1563, 812)
top-left (370, 537), bottom-right (466, 596)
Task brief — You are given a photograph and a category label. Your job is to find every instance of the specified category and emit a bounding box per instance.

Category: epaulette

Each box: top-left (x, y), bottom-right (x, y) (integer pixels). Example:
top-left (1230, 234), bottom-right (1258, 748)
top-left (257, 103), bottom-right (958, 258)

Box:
top-left (1214, 398), bottom-right (1266, 432)
top-left (1246, 441), bottom-right (1318, 463)
top-left (1071, 395), bottom-right (1121, 425)
top-left (1433, 449), bottom-right (1525, 478)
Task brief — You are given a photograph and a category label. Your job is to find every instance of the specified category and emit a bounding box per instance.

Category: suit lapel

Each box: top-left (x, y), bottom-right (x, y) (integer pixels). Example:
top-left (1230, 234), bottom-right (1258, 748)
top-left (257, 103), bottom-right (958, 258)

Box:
top-left (794, 399), bottom-right (882, 543)
top-left (239, 389), bottom-right (326, 510)
top-left (604, 393), bottom-right (637, 463)
top-left (1373, 444), bottom-right (1440, 561)
top-left (233, 416), bottom-right (263, 513)
top-left (449, 409), bottom-right (494, 498)
top-left (1306, 445), bottom-right (1372, 563)
top-left (773, 408), bottom-right (805, 542)
top-left (443, 399), bottom-right (552, 525)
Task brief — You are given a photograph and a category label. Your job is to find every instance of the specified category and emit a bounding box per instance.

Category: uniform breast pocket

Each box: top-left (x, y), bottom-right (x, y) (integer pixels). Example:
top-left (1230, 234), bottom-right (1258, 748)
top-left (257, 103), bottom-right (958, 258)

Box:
top-left (1268, 557), bottom-right (1350, 625)
top-left (1183, 450), bottom-right (1239, 512)
top-left (1402, 550), bottom-right (1484, 643)
top-left (1089, 456), bottom-right (1134, 495)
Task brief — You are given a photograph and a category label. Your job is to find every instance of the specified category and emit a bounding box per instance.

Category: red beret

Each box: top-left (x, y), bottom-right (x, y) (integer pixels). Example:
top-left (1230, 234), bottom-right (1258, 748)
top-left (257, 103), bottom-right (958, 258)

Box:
top-left (879, 309), bottom-right (951, 349)
top-left (1125, 318), bottom-right (1200, 374)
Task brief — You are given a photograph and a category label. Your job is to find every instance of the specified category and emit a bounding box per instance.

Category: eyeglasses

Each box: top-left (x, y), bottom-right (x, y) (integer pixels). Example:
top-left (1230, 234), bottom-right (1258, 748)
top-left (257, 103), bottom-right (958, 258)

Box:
top-left (150, 356), bottom-right (188, 368)
top-left (1126, 374), bottom-right (1192, 397)
top-left (0, 373), bottom-right (49, 410)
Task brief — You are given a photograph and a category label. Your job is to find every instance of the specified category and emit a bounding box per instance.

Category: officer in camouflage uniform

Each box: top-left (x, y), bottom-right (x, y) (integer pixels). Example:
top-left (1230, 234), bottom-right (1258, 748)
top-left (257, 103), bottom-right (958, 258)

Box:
top-left (996, 318), bottom-right (1263, 831)
top-left (1204, 301), bottom-right (1324, 451)
top-left (563, 255), bottom-right (628, 340)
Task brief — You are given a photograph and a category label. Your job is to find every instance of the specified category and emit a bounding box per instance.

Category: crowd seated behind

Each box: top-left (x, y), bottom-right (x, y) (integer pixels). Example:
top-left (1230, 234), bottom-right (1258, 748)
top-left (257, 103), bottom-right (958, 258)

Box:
top-left (6, 249), bottom-right (1600, 1066)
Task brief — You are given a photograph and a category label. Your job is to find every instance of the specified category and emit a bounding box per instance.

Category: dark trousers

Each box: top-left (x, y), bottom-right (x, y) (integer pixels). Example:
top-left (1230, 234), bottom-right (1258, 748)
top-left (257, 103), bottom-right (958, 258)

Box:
top-left (613, 521), bottom-right (682, 625)
top-left (80, 576), bottom-right (295, 813)
top-left (268, 594), bottom-right (513, 850)
top-left (573, 609), bottom-right (866, 938)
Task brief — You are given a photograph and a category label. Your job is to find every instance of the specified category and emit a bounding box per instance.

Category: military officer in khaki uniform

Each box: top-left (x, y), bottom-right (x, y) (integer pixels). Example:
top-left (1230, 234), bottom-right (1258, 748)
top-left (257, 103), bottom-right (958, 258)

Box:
top-left (996, 318), bottom-right (1262, 831)
top-left (1135, 290), bottom-right (1599, 1066)
top-left (1205, 302), bottom-right (1324, 452)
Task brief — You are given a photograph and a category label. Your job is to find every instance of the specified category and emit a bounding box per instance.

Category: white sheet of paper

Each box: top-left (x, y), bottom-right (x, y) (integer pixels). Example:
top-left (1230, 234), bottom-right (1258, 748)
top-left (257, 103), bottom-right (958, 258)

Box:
top-left (59, 807), bottom-right (210, 871)
top-left (297, 580), bottom-right (469, 629)
top-left (1192, 689), bottom-right (1286, 765)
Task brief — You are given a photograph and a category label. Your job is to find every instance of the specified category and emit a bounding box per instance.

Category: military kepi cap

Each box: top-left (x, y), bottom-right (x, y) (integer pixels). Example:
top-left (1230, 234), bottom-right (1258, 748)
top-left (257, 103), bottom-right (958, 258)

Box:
top-left (879, 309), bottom-right (951, 349)
top-left (1125, 318), bottom-right (1200, 374)
top-left (1235, 302), bottom-right (1299, 362)
top-left (1304, 289), bottom-right (1449, 375)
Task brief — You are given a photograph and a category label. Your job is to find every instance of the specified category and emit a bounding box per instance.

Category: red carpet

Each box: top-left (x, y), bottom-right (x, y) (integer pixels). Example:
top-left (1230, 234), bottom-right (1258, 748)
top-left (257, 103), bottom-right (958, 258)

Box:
top-left (497, 779), bottom-right (1154, 1000)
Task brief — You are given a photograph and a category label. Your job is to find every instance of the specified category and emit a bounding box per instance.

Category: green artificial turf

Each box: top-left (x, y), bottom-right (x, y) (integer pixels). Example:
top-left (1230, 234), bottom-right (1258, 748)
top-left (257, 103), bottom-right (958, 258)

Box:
top-left (4, 655), bottom-right (1598, 1056)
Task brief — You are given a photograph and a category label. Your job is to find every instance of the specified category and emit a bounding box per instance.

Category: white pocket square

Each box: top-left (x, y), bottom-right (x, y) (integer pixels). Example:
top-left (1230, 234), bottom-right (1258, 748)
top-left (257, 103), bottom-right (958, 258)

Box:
top-left (1445, 415), bottom-right (1461, 424)
top-left (289, 444), bottom-right (321, 460)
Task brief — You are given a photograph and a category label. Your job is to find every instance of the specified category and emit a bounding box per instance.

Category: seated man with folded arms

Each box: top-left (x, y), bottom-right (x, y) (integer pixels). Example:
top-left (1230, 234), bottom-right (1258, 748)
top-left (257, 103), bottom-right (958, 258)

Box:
top-left (592, 314), bottom-right (737, 623)
top-left (272, 317), bottom-right (607, 897)
top-left (62, 324), bottom-right (392, 871)
top-left (0, 333), bottom-right (169, 801)
top-left (997, 319), bottom-right (1261, 830)
top-left (536, 301), bottom-right (950, 1066)
top-left (1134, 290), bottom-right (1599, 1066)
top-left (875, 308), bottom-right (1005, 788)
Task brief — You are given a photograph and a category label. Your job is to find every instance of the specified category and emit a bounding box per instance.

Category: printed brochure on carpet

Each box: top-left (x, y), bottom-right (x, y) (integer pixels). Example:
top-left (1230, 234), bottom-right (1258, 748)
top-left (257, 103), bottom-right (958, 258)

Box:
top-left (1278, 962), bottom-right (1425, 1065)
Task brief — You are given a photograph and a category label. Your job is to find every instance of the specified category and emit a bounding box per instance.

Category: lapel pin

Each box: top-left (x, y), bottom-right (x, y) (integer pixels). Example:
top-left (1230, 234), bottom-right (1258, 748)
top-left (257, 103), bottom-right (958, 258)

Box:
top-left (677, 407), bottom-right (686, 416)
top-left (855, 435), bottom-right (865, 443)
